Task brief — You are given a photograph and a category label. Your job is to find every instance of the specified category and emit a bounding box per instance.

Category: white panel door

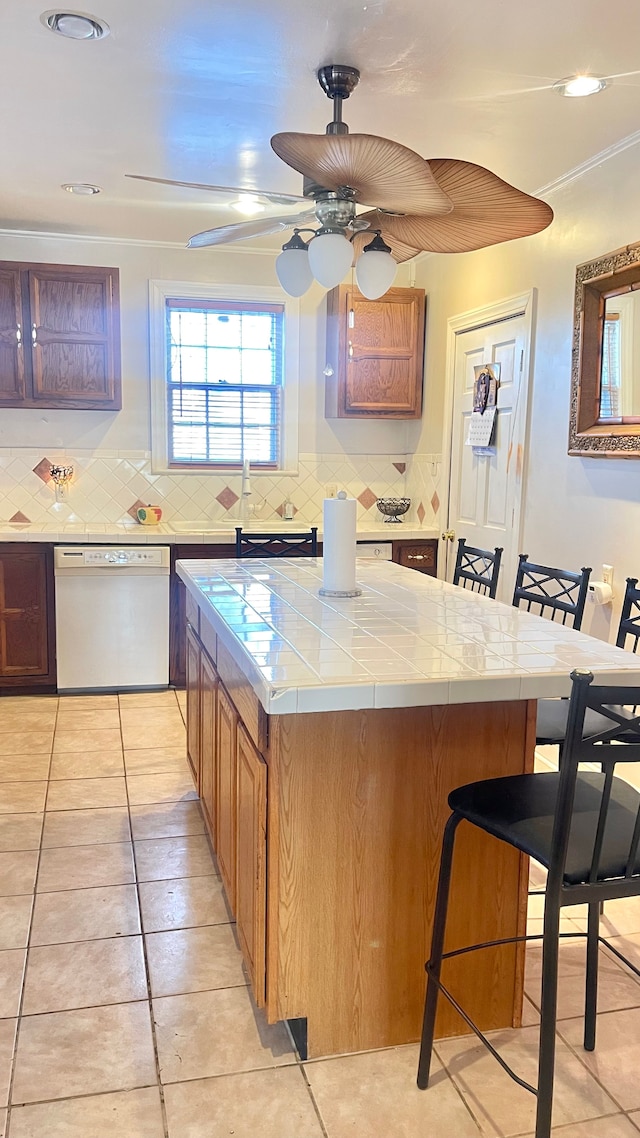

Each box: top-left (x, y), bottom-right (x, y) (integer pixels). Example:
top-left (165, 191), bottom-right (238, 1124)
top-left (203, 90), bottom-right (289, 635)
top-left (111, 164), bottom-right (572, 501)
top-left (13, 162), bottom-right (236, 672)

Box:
top-left (446, 309), bottom-right (531, 601)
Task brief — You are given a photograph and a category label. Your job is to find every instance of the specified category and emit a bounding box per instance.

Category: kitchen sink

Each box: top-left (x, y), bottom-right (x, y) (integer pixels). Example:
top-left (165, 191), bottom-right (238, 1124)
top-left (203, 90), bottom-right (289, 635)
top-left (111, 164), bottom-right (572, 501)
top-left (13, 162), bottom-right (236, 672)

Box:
top-left (170, 521), bottom-right (231, 534)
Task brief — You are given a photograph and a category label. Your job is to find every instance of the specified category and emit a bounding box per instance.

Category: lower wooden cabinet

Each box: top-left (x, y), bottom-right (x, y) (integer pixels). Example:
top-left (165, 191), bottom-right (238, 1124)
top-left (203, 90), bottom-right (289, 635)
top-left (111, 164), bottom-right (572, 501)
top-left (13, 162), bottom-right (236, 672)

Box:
top-left (185, 624), bottom-right (201, 789)
top-left (216, 684), bottom-right (238, 913)
top-left (185, 614), bottom-right (268, 1007)
top-left (0, 543), bottom-right (56, 689)
top-left (235, 724), bottom-right (267, 1006)
top-left (200, 651), bottom-right (217, 842)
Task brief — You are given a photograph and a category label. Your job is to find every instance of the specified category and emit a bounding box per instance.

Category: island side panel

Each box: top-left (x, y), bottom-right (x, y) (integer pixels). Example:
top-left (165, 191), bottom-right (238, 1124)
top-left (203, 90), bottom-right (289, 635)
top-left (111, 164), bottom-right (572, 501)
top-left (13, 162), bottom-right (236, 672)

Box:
top-left (266, 699), bottom-right (535, 1059)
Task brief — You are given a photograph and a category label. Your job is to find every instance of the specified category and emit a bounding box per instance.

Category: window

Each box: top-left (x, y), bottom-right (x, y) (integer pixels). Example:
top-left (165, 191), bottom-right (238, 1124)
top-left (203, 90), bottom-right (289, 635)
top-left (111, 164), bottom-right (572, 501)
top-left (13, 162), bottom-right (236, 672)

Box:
top-left (600, 313), bottom-right (621, 419)
top-left (149, 282), bottom-right (300, 474)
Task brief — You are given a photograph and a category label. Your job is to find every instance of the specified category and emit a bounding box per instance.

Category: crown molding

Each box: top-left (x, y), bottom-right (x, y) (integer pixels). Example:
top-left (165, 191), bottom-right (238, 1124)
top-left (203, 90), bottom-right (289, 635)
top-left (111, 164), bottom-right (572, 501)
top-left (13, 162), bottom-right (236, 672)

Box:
top-left (0, 226), bottom-right (276, 255)
top-left (534, 127), bottom-right (640, 198)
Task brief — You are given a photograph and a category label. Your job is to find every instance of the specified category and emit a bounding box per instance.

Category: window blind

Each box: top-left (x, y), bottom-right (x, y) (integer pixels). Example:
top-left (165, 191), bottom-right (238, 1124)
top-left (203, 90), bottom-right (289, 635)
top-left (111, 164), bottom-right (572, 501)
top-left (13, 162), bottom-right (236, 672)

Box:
top-left (166, 299), bottom-right (284, 467)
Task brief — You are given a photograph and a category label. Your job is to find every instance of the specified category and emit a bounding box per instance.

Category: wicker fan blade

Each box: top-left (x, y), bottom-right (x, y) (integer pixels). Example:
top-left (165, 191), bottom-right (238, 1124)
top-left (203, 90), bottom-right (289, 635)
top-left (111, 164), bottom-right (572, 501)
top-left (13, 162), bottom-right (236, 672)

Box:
top-left (126, 174), bottom-right (306, 206)
top-left (365, 160), bottom-right (553, 254)
top-left (187, 210), bottom-right (317, 248)
top-left (271, 133), bottom-right (452, 216)
top-left (351, 229), bottom-right (421, 264)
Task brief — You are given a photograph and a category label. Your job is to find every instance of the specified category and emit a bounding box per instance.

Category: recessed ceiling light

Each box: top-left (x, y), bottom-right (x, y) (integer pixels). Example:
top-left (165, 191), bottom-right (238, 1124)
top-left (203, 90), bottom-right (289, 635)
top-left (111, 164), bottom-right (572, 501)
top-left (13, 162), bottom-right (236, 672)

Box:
top-left (41, 10), bottom-right (110, 39)
top-left (554, 74), bottom-right (607, 98)
top-left (62, 183), bottom-right (101, 195)
top-left (229, 196), bottom-right (266, 216)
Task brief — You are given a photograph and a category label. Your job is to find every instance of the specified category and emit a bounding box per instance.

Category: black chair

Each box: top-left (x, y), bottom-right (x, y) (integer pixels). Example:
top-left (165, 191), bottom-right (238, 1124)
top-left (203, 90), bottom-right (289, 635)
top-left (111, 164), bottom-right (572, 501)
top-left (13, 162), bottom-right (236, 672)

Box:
top-left (512, 554), bottom-right (591, 629)
top-left (235, 527), bottom-right (318, 558)
top-left (452, 538), bottom-right (503, 599)
top-left (537, 577), bottom-right (640, 751)
top-left (417, 669), bottom-right (640, 1138)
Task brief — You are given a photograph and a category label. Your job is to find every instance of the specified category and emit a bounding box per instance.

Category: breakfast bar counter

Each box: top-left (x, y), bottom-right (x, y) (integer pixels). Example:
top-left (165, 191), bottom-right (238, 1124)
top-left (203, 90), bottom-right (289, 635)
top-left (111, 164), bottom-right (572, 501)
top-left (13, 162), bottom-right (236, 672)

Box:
top-left (177, 557), bottom-right (640, 1059)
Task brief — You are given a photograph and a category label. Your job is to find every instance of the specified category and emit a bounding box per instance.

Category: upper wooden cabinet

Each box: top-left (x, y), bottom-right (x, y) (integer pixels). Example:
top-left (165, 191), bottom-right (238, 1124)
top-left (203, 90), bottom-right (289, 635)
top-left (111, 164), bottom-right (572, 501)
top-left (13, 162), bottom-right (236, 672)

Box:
top-left (0, 261), bottom-right (121, 410)
top-left (325, 284), bottom-right (426, 419)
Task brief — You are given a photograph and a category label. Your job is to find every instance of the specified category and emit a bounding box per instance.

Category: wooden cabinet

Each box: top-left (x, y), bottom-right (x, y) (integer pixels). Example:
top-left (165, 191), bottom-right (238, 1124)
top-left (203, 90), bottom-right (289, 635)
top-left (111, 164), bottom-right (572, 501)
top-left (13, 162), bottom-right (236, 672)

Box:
top-left (170, 544), bottom-right (235, 687)
top-left (216, 684), bottom-right (238, 911)
top-left (393, 538), bottom-right (438, 576)
top-left (0, 261), bottom-right (121, 409)
top-left (185, 610), bottom-right (267, 1006)
top-left (185, 624), bottom-right (201, 789)
top-left (200, 650), bottom-right (217, 841)
top-left (0, 544), bottom-right (56, 689)
top-left (325, 285), bottom-right (426, 419)
top-left (235, 724), bottom-right (267, 1006)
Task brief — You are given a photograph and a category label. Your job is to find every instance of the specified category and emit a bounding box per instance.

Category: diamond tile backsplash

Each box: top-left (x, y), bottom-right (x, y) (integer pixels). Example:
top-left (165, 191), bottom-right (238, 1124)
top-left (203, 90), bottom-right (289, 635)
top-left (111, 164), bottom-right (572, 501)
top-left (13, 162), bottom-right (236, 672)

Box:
top-left (0, 450), bottom-right (443, 529)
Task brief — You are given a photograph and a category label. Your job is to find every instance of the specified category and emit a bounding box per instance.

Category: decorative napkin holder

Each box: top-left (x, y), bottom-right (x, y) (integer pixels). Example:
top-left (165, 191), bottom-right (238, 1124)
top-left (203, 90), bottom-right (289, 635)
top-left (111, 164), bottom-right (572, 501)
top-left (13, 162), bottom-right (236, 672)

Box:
top-left (319, 491), bottom-right (362, 598)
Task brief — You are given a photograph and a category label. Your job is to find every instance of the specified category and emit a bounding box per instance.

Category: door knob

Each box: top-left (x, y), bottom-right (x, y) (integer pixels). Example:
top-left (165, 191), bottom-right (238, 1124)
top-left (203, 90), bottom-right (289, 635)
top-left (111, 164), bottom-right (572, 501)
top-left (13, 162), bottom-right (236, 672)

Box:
top-left (441, 529), bottom-right (456, 542)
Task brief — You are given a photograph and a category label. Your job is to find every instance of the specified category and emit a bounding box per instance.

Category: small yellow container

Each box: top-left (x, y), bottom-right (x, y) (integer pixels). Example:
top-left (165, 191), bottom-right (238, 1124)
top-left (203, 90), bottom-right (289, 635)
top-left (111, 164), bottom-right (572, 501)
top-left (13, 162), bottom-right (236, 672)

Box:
top-left (137, 506), bottom-right (162, 525)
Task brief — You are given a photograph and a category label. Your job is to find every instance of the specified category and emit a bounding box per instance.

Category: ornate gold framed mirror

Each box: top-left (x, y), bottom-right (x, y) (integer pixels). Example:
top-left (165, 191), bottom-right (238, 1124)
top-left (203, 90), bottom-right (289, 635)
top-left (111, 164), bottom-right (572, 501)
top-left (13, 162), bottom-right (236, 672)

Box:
top-left (569, 241), bottom-right (640, 457)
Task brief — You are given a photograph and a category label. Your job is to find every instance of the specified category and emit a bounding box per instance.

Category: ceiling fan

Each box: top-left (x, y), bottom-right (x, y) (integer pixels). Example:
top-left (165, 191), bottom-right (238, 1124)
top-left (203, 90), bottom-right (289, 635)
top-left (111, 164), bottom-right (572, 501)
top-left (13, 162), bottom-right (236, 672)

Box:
top-left (127, 64), bottom-right (553, 299)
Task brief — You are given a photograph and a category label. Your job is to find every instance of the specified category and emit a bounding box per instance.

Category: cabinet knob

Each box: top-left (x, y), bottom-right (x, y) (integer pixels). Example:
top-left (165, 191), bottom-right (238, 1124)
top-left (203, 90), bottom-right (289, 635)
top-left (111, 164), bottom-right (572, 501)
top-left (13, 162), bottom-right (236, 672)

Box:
top-left (15, 324), bottom-right (21, 345)
top-left (348, 340), bottom-right (353, 359)
top-left (31, 324), bottom-right (38, 346)
top-left (407, 553), bottom-right (425, 561)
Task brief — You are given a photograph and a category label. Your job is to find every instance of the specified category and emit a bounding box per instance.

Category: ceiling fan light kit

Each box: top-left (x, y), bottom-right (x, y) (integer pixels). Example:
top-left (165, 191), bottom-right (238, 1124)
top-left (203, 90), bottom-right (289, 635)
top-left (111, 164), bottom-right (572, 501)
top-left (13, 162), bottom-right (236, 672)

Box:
top-left (128, 62), bottom-right (553, 301)
top-left (275, 231), bottom-right (314, 297)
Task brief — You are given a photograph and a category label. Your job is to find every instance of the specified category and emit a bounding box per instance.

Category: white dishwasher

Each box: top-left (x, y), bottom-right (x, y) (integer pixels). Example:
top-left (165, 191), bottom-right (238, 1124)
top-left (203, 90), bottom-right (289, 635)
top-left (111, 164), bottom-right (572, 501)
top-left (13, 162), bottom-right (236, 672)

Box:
top-left (54, 546), bottom-right (170, 692)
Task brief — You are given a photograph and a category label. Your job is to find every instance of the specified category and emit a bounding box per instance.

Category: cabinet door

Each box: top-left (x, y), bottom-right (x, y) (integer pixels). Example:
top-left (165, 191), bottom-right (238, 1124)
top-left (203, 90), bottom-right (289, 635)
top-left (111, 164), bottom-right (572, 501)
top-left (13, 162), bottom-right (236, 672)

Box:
top-left (235, 724), bottom-right (267, 1006)
top-left (0, 269), bottom-right (26, 403)
top-left (185, 625), bottom-right (201, 791)
top-left (0, 547), bottom-right (50, 677)
top-left (216, 685), bottom-right (237, 911)
top-left (28, 265), bottom-right (121, 409)
top-left (200, 650), bottom-right (218, 846)
top-left (326, 285), bottom-right (425, 419)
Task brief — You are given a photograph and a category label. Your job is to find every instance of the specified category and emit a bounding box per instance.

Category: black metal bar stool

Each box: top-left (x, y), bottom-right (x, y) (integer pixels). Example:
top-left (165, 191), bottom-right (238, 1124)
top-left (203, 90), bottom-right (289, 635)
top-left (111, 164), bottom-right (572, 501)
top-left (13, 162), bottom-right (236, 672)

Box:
top-left (235, 527), bottom-right (318, 558)
top-left (417, 668), bottom-right (640, 1138)
top-left (452, 537), bottom-right (503, 599)
top-left (537, 577), bottom-right (640, 752)
top-left (512, 554), bottom-right (591, 628)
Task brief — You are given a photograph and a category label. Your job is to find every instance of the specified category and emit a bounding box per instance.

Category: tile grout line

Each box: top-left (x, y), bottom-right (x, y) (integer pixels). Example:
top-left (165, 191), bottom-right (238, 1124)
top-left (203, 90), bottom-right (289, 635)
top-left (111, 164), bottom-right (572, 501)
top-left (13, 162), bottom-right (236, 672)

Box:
top-left (121, 695), bottom-right (171, 1138)
top-left (4, 696), bottom-right (59, 1136)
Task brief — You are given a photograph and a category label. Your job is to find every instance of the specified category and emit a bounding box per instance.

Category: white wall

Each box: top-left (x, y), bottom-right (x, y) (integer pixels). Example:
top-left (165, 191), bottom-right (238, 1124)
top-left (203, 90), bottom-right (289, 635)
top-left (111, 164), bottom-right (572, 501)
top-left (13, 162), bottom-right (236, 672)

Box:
top-left (0, 231), bottom-right (413, 456)
top-left (413, 143), bottom-right (640, 639)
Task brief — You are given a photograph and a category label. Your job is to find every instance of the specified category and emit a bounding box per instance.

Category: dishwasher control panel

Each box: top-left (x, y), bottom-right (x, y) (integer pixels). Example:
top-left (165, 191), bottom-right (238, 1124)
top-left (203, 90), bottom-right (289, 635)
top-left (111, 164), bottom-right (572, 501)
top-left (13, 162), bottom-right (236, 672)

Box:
top-left (54, 546), bottom-right (170, 569)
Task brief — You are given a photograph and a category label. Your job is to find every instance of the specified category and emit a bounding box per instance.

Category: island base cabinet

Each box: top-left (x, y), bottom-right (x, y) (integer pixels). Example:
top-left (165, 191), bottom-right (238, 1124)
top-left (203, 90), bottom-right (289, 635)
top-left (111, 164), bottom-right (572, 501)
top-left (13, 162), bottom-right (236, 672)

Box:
top-left (216, 685), bottom-right (237, 913)
top-left (236, 725), bottom-right (267, 1006)
top-left (265, 699), bottom-right (535, 1059)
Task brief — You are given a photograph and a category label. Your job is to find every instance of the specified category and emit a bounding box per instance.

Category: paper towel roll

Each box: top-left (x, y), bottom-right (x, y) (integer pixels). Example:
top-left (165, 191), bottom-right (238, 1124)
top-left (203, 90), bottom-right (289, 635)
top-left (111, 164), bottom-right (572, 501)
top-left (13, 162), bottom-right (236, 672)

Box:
top-left (320, 492), bottom-right (362, 597)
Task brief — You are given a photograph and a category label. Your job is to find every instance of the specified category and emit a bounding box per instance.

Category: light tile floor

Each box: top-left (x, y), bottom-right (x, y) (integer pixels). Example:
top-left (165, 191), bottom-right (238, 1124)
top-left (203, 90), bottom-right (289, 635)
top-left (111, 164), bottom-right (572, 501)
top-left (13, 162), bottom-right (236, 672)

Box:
top-left (0, 696), bottom-right (637, 1134)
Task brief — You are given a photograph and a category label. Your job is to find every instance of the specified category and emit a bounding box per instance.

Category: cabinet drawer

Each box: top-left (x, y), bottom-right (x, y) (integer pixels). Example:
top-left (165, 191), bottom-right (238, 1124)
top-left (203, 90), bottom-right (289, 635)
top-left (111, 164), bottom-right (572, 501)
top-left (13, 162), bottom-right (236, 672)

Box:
top-left (217, 641), bottom-right (268, 754)
top-left (185, 591), bottom-right (200, 635)
top-left (395, 541), bottom-right (437, 575)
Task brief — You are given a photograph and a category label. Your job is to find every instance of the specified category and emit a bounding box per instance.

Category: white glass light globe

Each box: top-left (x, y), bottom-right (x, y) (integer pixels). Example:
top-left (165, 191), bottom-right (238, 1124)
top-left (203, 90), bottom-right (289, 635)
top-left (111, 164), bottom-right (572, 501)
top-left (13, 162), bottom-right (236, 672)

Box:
top-left (355, 249), bottom-right (397, 299)
top-left (275, 247), bottom-right (313, 297)
top-left (308, 232), bottom-right (354, 290)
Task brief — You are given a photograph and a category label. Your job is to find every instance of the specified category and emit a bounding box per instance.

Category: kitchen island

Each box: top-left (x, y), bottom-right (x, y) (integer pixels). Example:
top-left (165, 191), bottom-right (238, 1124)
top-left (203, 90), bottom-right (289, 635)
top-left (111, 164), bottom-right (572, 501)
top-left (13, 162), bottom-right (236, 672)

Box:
top-left (177, 556), bottom-right (640, 1060)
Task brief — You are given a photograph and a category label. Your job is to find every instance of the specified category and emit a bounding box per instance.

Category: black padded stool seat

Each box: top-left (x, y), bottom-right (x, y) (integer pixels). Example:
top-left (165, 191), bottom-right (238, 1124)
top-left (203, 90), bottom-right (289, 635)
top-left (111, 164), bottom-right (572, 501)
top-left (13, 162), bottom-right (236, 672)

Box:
top-left (536, 700), bottom-right (615, 744)
top-left (450, 771), bottom-right (640, 885)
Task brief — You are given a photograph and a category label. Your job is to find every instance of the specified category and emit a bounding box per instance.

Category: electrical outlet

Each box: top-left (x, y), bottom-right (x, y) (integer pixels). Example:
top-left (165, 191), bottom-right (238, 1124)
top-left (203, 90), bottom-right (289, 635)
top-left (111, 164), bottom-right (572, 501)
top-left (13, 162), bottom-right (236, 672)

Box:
top-left (325, 484), bottom-right (337, 499)
top-left (602, 564), bottom-right (614, 587)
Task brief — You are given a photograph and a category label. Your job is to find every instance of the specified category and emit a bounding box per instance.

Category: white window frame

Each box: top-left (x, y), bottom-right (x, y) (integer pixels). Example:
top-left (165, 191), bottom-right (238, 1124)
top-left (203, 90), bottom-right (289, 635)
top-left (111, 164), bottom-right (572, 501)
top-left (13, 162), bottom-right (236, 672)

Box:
top-left (149, 280), bottom-right (300, 475)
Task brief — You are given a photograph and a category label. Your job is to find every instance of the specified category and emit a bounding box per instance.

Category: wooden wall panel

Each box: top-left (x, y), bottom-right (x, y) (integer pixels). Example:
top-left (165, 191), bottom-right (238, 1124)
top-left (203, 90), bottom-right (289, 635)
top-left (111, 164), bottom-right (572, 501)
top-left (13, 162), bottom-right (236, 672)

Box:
top-left (267, 699), bottom-right (534, 1058)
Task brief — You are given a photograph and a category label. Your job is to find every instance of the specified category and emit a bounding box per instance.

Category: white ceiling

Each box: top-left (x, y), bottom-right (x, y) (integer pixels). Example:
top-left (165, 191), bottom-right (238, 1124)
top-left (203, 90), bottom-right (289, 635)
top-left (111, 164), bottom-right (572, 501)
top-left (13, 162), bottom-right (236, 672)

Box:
top-left (3, 0), bottom-right (640, 248)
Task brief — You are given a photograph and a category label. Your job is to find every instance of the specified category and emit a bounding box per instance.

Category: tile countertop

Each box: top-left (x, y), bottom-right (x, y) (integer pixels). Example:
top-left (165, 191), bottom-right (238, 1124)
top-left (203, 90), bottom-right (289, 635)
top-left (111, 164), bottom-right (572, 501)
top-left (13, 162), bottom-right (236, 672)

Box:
top-left (0, 521), bottom-right (437, 544)
top-left (176, 556), bottom-right (640, 715)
